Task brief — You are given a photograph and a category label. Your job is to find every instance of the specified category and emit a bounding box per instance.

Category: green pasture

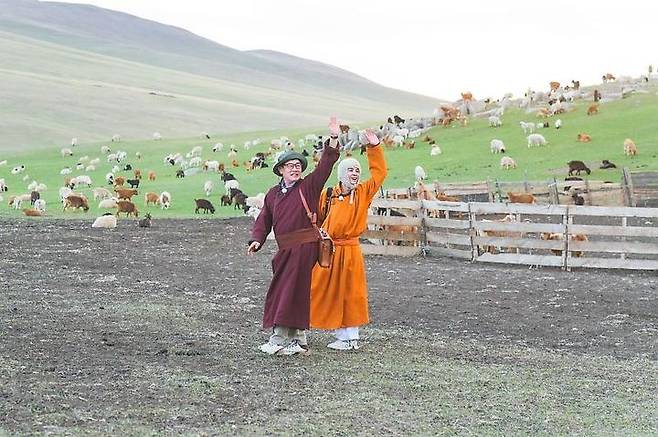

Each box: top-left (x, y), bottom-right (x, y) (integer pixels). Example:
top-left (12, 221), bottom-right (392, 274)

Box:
top-left (1, 88), bottom-right (657, 220)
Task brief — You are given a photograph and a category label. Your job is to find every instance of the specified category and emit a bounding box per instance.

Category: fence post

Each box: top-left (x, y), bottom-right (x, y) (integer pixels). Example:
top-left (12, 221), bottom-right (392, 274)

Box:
top-left (563, 206), bottom-right (570, 271)
top-left (486, 180), bottom-right (494, 203)
top-left (622, 167), bottom-right (636, 207)
top-left (524, 171), bottom-right (530, 193)
top-left (419, 200), bottom-right (428, 255)
top-left (467, 202), bottom-right (478, 262)
top-left (585, 178), bottom-right (593, 205)
top-left (552, 177), bottom-right (560, 205)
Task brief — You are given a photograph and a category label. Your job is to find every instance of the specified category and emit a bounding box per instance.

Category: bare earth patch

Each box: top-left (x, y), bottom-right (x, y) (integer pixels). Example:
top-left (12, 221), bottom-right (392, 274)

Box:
top-left (0, 218), bottom-right (656, 435)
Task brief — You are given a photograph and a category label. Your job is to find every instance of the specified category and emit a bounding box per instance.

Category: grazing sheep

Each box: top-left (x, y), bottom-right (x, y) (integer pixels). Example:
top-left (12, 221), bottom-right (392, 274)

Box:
top-left (10, 193), bottom-right (31, 209)
top-left (527, 133), bottom-right (547, 148)
top-left (0, 160), bottom-right (6, 167)
top-left (500, 156), bottom-right (517, 169)
top-left (136, 151), bottom-right (142, 160)
top-left (11, 165), bottom-right (25, 175)
top-left (101, 145), bottom-right (111, 154)
top-left (201, 132), bottom-right (210, 140)
top-left (115, 188), bottom-right (138, 201)
top-left (33, 199), bottom-right (46, 212)
top-left (98, 198), bottom-right (118, 209)
top-left (59, 187), bottom-right (73, 203)
top-left (148, 171), bottom-right (156, 181)
top-left (224, 179), bottom-right (240, 195)
top-left (490, 139), bottom-right (506, 154)
top-left (138, 213), bottom-right (152, 228)
top-left (144, 192), bottom-right (160, 206)
top-left (194, 198), bottom-right (215, 214)
top-left (554, 119), bottom-right (562, 129)
top-left (93, 187), bottom-right (113, 200)
top-left (176, 169), bottom-right (185, 178)
top-left (212, 143), bottom-right (224, 152)
top-left (61, 148), bottom-right (73, 157)
top-left (71, 138), bottom-right (78, 147)
top-left (415, 166), bottom-right (426, 182)
top-left (577, 133), bottom-right (592, 142)
top-left (106, 173), bottom-right (115, 185)
top-left (71, 175), bottom-right (92, 187)
top-left (587, 104), bottom-right (599, 115)
top-left (519, 121), bottom-right (535, 134)
top-left (153, 132), bottom-right (162, 141)
top-left (116, 201), bottom-right (139, 218)
top-left (600, 159), bottom-right (617, 169)
top-left (624, 138), bottom-right (637, 156)
top-left (159, 191), bottom-right (171, 209)
top-left (0, 178), bottom-right (6, 192)
top-left (220, 194), bottom-right (232, 206)
top-left (60, 167), bottom-right (72, 175)
top-left (203, 180), bottom-right (214, 196)
top-left (430, 144), bottom-right (442, 156)
top-left (64, 195), bottom-right (89, 212)
top-left (488, 115), bottom-right (502, 127)
top-left (567, 160), bottom-right (591, 176)
top-left (85, 165), bottom-right (96, 172)
top-left (111, 134), bottom-right (121, 142)
top-left (203, 160), bottom-right (221, 172)
top-left (92, 213), bottom-right (117, 229)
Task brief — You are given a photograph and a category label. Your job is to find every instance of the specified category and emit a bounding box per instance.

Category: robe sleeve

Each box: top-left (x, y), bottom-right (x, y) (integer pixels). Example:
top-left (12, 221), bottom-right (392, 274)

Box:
top-left (302, 145), bottom-right (340, 200)
top-left (361, 145), bottom-right (388, 200)
top-left (249, 190), bottom-right (274, 249)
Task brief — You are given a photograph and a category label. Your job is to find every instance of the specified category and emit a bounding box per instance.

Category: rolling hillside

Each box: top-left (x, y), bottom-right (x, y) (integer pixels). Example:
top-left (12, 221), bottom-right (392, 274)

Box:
top-left (0, 0), bottom-right (441, 150)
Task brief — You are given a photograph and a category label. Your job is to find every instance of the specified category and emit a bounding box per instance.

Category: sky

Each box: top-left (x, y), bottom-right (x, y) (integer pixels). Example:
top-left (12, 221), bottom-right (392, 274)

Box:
top-left (56, 0), bottom-right (656, 100)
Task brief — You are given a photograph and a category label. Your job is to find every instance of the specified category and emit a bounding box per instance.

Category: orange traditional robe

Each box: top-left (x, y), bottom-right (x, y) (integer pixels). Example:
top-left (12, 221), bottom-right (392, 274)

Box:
top-left (310, 145), bottom-right (387, 329)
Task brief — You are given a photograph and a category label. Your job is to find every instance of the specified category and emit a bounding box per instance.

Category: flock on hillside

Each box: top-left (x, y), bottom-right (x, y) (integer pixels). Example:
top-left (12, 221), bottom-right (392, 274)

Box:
top-left (0, 68), bottom-right (655, 228)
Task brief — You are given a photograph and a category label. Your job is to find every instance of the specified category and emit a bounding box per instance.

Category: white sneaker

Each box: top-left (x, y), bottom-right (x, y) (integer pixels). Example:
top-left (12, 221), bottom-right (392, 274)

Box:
top-left (327, 339), bottom-right (359, 351)
top-left (279, 339), bottom-right (307, 356)
top-left (259, 342), bottom-right (284, 355)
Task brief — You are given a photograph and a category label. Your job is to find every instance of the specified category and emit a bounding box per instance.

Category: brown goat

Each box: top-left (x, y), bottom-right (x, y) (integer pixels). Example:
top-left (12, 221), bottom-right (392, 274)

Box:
top-left (148, 171), bottom-right (156, 181)
top-left (144, 192), bottom-right (160, 206)
top-left (507, 192), bottom-right (536, 204)
top-left (115, 188), bottom-right (138, 200)
top-left (114, 176), bottom-right (126, 187)
top-left (64, 195), bottom-right (89, 212)
top-left (116, 200), bottom-right (139, 217)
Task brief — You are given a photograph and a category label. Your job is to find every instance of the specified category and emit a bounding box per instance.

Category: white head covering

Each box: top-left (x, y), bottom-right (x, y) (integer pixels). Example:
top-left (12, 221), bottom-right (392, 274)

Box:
top-left (337, 158), bottom-right (361, 193)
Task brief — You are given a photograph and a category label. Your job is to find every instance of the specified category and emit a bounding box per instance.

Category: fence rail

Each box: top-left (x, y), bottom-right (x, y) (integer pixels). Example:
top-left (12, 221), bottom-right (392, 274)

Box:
top-left (363, 198), bottom-right (658, 270)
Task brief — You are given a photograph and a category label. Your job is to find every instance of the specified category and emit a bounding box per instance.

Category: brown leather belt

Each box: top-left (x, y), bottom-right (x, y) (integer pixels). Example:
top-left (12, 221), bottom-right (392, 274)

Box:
top-left (276, 227), bottom-right (320, 250)
top-left (333, 238), bottom-right (360, 246)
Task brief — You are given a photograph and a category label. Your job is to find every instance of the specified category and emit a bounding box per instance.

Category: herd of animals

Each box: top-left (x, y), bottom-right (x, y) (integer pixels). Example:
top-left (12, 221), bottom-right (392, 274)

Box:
top-left (0, 71), bottom-right (654, 243)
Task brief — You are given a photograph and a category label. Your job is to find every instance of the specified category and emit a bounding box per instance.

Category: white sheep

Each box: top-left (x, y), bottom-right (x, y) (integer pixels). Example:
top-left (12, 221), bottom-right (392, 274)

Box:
top-left (89, 158), bottom-right (100, 166)
top-left (61, 147), bottom-right (73, 157)
top-left (92, 213), bottom-right (117, 229)
top-left (527, 133), bottom-right (547, 147)
top-left (11, 165), bottom-right (25, 175)
top-left (519, 121), bottom-right (535, 134)
top-left (189, 157), bottom-right (203, 168)
top-left (76, 163), bottom-right (85, 171)
top-left (27, 180), bottom-right (38, 191)
top-left (159, 191), bottom-right (172, 209)
top-left (224, 179), bottom-right (240, 194)
top-left (490, 139), bottom-right (506, 154)
top-left (112, 165), bottom-right (120, 173)
top-left (60, 167), bottom-right (72, 175)
top-left (200, 132), bottom-right (210, 140)
top-left (0, 178), bottom-right (6, 191)
top-left (111, 134), bottom-right (121, 142)
top-left (554, 119), bottom-right (562, 129)
top-left (243, 141), bottom-right (251, 150)
top-left (71, 138), bottom-right (78, 147)
top-left (59, 187), bottom-right (73, 203)
top-left (34, 199), bottom-right (46, 212)
top-left (101, 145), bottom-right (111, 154)
top-left (392, 135), bottom-right (405, 147)
top-left (22, 174), bottom-right (30, 182)
top-left (98, 198), bottom-right (118, 209)
top-left (78, 156), bottom-right (89, 163)
top-left (203, 160), bottom-right (220, 172)
top-left (153, 132), bottom-right (162, 141)
top-left (415, 165), bottom-right (426, 181)
top-left (116, 151), bottom-right (127, 162)
top-left (85, 165), bottom-right (96, 172)
top-left (500, 156), bottom-right (517, 169)
top-left (430, 145), bottom-right (442, 156)
top-left (212, 143), bottom-right (224, 152)
top-left (107, 153), bottom-right (117, 163)
top-left (204, 180), bottom-right (214, 196)
top-left (0, 160), bottom-right (6, 166)
top-left (227, 150), bottom-right (237, 158)
top-left (71, 175), bottom-right (92, 187)
top-left (93, 187), bottom-right (113, 200)
top-left (36, 183), bottom-right (47, 192)
top-left (10, 193), bottom-right (31, 209)
top-left (488, 115), bottom-right (502, 127)
top-left (190, 146), bottom-right (203, 157)
top-left (105, 173), bottom-right (115, 185)
top-left (136, 152), bottom-right (142, 160)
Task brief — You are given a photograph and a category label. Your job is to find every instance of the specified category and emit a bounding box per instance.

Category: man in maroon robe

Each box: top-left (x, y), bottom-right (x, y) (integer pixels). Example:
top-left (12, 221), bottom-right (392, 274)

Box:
top-left (248, 120), bottom-right (340, 355)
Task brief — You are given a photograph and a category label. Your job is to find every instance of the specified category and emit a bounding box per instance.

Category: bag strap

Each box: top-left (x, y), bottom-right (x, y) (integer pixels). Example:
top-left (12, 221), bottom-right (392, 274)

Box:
top-left (318, 187), bottom-right (333, 225)
top-left (298, 189), bottom-right (317, 227)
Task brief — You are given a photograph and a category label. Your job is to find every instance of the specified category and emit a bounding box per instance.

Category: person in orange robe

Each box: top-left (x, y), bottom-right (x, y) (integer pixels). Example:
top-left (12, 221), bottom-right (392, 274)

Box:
top-left (310, 129), bottom-right (387, 350)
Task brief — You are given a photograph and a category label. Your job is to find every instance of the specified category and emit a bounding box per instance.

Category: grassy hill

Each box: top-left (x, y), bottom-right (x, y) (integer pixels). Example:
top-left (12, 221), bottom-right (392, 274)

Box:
top-left (1, 86), bottom-right (657, 220)
top-left (0, 0), bottom-right (440, 151)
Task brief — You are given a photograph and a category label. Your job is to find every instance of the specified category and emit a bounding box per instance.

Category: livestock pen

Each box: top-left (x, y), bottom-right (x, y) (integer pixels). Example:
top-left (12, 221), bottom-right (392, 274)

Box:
top-left (363, 198), bottom-right (658, 271)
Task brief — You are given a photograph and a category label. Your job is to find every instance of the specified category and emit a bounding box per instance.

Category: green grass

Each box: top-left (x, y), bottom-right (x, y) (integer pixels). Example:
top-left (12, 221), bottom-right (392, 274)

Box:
top-left (1, 87), bottom-right (658, 219)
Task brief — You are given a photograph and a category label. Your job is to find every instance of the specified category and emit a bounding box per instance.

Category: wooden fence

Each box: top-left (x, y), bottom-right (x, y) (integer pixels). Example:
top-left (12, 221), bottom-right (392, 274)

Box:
top-left (362, 198), bottom-right (658, 271)
top-left (624, 169), bottom-right (658, 207)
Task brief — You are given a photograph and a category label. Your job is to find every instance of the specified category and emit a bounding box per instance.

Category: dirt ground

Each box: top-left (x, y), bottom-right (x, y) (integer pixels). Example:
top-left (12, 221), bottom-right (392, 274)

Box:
top-left (1, 217), bottom-right (656, 434)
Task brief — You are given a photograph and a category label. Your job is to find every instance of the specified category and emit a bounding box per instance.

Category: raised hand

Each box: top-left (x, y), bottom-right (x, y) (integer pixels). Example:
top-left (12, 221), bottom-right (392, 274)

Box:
top-left (329, 116), bottom-right (340, 137)
top-left (364, 128), bottom-right (380, 146)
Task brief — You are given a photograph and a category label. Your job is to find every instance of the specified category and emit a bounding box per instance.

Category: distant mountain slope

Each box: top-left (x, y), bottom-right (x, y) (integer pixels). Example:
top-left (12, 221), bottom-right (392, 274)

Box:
top-left (0, 0), bottom-right (440, 149)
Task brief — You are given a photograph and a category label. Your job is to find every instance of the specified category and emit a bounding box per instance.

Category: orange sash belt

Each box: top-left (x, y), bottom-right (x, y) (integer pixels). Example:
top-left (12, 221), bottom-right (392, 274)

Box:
top-left (333, 238), bottom-right (360, 246)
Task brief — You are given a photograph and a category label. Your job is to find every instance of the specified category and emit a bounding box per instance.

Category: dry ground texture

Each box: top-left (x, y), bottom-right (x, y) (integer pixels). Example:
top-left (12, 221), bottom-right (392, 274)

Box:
top-left (0, 217), bottom-right (657, 435)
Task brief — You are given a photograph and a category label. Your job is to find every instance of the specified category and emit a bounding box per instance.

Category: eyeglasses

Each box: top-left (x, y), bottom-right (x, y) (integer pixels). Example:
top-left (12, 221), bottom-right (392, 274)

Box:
top-left (283, 162), bottom-right (302, 170)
